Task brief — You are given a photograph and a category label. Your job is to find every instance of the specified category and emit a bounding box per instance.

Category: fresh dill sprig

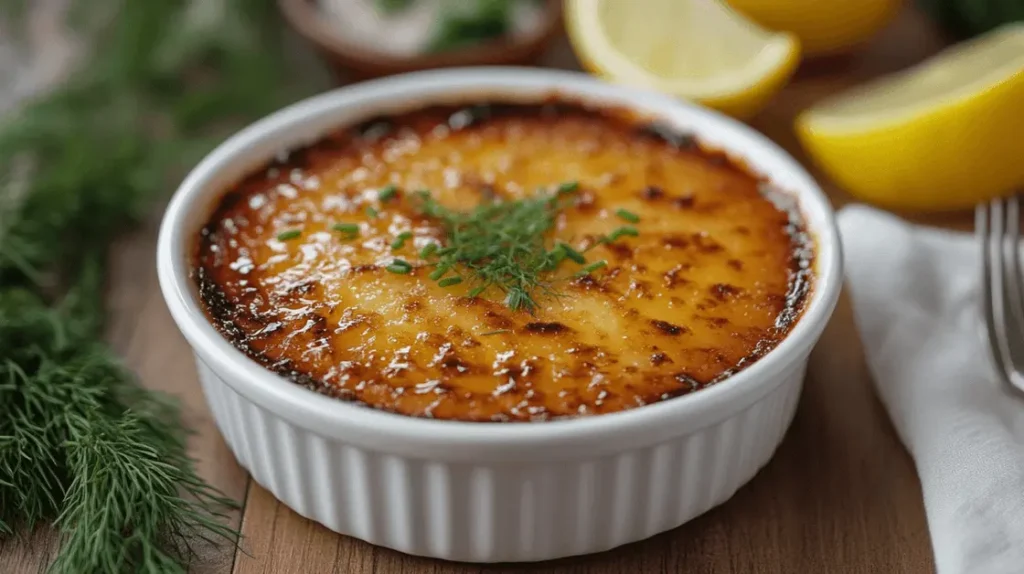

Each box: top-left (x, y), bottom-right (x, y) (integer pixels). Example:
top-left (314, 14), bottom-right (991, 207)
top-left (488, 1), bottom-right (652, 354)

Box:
top-left (412, 183), bottom-right (613, 312)
top-left (0, 0), bottom-right (323, 571)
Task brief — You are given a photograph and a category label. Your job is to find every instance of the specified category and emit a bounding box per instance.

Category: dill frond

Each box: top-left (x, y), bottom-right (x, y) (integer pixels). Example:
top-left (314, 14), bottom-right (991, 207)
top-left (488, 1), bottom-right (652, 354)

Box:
top-left (413, 184), bottom-right (607, 312)
top-left (0, 0), bottom-right (323, 571)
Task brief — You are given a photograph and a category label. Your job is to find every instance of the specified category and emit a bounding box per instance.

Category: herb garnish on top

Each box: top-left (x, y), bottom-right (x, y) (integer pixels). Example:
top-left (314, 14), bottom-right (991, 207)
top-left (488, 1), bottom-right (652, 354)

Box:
top-left (410, 182), bottom-right (636, 312)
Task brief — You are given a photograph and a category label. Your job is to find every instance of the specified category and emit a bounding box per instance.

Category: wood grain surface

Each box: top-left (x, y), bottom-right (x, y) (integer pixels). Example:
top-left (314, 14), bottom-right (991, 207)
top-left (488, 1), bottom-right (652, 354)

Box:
top-left (3, 4), bottom-right (960, 573)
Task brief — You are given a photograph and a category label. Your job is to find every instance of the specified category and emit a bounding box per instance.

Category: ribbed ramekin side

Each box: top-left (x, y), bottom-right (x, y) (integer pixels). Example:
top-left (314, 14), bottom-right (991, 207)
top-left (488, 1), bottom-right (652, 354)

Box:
top-left (195, 355), bottom-right (806, 563)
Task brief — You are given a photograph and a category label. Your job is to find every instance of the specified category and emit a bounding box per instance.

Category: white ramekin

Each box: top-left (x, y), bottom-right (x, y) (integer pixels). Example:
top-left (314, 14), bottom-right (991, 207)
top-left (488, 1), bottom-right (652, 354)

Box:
top-left (156, 68), bottom-right (842, 563)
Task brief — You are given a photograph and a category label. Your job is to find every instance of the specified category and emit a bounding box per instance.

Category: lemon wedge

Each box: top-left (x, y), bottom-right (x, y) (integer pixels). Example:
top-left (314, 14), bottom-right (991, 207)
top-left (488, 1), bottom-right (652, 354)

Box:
top-left (726, 0), bottom-right (900, 57)
top-left (797, 24), bottom-right (1024, 212)
top-left (564, 0), bottom-right (801, 119)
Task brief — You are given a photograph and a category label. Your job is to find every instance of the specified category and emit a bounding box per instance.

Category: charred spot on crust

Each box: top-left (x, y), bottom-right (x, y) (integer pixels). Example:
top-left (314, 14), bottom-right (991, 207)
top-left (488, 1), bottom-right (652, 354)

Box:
top-left (440, 356), bottom-right (471, 374)
top-left (672, 195), bottom-right (695, 209)
top-left (484, 310), bottom-right (514, 329)
top-left (626, 280), bottom-right (654, 299)
top-left (636, 121), bottom-right (696, 150)
top-left (662, 235), bottom-right (690, 249)
top-left (640, 185), bottom-right (665, 200)
top-left (310, 314), bottom-right (330, 336)
top-left (567, 345), bottom-right (601, 358)
top-left (693, 234), bottom-right (724, 254)
top-left (650, 352), bottom-right (673, 366)
top-left (712, 283), bottom-right (743, 300)
top-left (573, 191), bottom-right (598, 213)
top-left (651, 319), bottom-right (687, 335)
top-left (727, 259), bottom-right (744, 271)
top-left (524, 321), bottom-right (570, 334)
top-left (701, 316), bottom-right (730, 328)
top-left (455, 296), bottom-right (491, 309)
top-left (663, 263), bottom-right (691, 288)
top-left (605, 242), bottom-right (634, 260)
top-left (572, 274), bottom-right (600, 289)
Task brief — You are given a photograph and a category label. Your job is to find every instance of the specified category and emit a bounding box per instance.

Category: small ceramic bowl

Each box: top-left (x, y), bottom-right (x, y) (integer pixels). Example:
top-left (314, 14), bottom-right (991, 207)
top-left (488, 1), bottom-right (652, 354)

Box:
top-left (278, 0), bottom-right (564, 80)
top-left (157, 67), bottom-right (842, 563)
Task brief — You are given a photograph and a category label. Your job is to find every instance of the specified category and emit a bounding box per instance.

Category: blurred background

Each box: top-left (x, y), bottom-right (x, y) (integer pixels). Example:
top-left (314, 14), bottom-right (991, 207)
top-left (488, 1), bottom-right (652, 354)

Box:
top-left (0, 1), bottom-right (1022, 573)
top-left (2, 0), bottom-right (1019, 219)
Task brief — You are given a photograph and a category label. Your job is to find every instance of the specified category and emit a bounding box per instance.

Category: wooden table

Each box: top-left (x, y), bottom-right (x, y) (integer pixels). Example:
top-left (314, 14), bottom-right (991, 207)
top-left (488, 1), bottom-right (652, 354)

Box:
top-left (4, 5), bottom-right (955, 573)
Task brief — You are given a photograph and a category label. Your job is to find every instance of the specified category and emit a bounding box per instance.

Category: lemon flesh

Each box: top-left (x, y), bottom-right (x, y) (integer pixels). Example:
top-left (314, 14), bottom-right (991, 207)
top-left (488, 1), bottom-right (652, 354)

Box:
top-left (565, 0), bottom-right (800, 119)
top-left (797, 24), bottom-right (1024, 212)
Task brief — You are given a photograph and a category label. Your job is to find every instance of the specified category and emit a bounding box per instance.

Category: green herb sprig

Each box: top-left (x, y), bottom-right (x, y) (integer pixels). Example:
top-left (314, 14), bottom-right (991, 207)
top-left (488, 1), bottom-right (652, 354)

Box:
top-left (0, 0), bottom-right (323, 571)
top-left (412, 184), bottom-right (626, 311)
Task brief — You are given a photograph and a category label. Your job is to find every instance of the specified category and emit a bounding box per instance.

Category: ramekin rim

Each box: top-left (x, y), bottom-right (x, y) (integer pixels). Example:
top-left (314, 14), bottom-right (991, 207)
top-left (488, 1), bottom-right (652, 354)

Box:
top-left (156, 67), bottom-right (842, 451)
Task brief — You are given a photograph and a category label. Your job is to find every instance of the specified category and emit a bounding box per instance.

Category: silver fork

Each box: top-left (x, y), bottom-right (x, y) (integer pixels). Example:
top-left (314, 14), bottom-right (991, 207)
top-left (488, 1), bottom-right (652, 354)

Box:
top-left (978, 195), bottom-right (1024, 394)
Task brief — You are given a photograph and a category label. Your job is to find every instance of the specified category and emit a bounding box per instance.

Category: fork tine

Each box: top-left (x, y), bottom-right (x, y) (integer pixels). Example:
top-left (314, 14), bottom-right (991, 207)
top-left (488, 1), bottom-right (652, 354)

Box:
top-left (979, 199), bottom-right (1014, 389)
top-left (979, 196), bottom-right (1024, 395)
top-left (999, 195), bottom-right (1024, 392)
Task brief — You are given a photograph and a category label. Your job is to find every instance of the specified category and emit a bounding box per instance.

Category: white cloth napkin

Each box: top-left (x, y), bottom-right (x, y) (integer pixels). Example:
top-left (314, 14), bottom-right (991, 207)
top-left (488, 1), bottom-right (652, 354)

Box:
top-left (839, 204), bottom-right (1024, 574)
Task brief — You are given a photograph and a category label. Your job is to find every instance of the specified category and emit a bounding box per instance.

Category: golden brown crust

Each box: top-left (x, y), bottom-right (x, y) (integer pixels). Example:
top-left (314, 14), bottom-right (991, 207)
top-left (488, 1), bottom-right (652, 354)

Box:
top-left (193, 101), bottom-right (813, 422)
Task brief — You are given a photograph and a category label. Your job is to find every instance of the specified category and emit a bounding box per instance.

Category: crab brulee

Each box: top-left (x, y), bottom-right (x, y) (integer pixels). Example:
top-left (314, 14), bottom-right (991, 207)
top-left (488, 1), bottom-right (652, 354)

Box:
top-left (193, 101), bottom-right (813, 422)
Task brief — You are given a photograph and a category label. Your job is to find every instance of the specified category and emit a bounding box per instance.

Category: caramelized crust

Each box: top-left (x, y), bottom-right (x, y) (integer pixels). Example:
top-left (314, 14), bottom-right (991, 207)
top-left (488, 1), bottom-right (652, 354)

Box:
top-left (194, 102), bottom-right (813, 422)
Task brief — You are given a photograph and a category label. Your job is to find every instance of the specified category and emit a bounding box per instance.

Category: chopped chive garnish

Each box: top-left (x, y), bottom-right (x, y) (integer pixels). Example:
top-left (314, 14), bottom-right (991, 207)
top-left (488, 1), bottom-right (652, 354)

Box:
top-left (386, 258), bottom-right (412, 274)
top-left (479, 329), bottom-right (510, 336)
top-left (468, 285), bottom-right (487, 298)
top-left (276, 229), bottom-right (301, 241)
top-left (419, 243), bottom-right (438, 258)
top-left (557, 242), bottom-right (586, 264)
top-left (615, 208), bottom-right (640, 223)
top-left (607, 225), bottom-right (639, 242)
top-left (332, 223), bottom-right (360, 236)
top-left (378, 184), bottom-right (398, 202)
top-left (366, 206), bottom-right (379, 218)
top-left (576, 260), bottom-right (608, 277)
top-left (428, 263), bottom-right (450, 281)
top-left (391, 231), bottom-right (413, 250)
top-left (438, 276), bottom-right (463, 288)
top-left (557, 180), bottom-right (579, 194)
